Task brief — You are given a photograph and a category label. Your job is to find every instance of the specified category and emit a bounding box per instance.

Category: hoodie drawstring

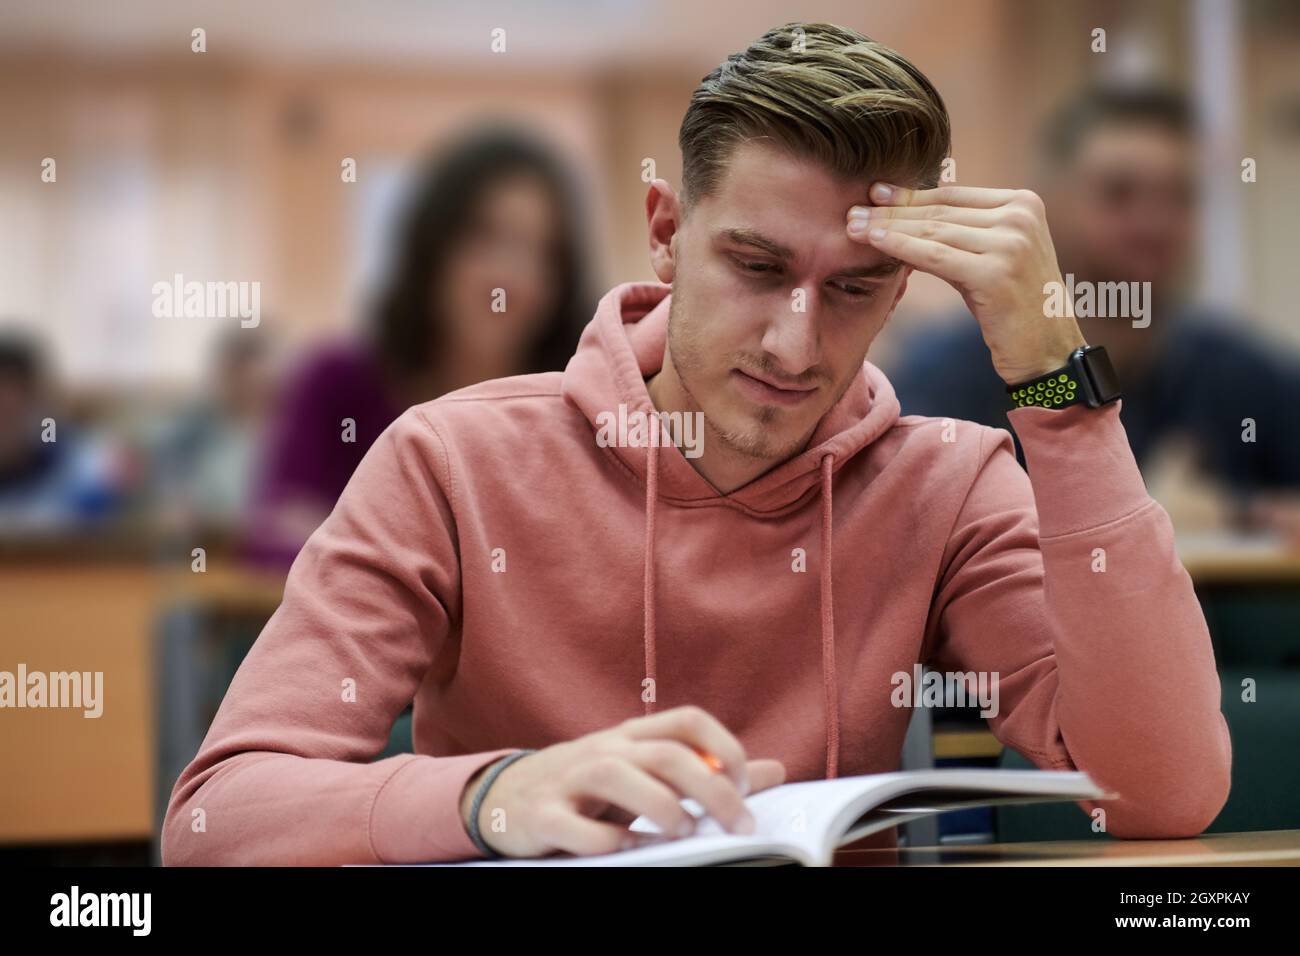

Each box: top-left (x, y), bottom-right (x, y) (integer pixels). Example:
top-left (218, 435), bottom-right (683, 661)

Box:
top-left (819, 453), bottom-right (839, 779)
top-left (642, 442), bottom-right (659, 716)
top-left (638, 445), bottom-right (840, 780)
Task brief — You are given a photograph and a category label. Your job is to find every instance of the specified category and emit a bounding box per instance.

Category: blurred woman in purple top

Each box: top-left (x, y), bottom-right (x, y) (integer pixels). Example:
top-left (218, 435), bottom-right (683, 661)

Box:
top-left (245, 126), bottom-right (593, 567)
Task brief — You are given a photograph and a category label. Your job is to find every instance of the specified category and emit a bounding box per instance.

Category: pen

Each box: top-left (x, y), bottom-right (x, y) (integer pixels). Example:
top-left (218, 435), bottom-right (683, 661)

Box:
top-left (693, 746), bottom-right (724, 773)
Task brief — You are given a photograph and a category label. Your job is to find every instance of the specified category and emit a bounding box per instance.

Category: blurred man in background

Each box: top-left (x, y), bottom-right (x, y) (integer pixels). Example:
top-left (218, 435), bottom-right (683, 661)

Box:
top-left (151, 328), bottom-right (276, 539)
top-left (0, 331), bottom-right (128, 533)
top-left (888, 85), bottom-right (1300, 538)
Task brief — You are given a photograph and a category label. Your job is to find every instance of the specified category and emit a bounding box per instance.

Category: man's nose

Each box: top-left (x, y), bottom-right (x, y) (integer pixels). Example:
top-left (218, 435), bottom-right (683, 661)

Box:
top-left (759, 290), bottom-right (822, 377)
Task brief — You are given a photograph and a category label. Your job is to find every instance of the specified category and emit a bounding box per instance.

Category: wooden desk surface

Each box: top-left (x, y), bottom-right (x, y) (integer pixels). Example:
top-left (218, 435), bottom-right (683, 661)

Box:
top-left (1177, 537), bottom-right (1300, 584)
top-left (0, 560), bottom-right (283, 844)
top-left (835, 829), bottom-right (1300, 867)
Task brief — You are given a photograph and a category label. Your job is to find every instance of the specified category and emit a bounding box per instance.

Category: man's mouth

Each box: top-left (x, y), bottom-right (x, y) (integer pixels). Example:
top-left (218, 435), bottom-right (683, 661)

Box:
top-left (730, 368), bottom-right (818, 407)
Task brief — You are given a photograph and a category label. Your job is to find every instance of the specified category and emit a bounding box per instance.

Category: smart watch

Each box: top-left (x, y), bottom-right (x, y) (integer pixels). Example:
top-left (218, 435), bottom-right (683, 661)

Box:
top-left (1006, 345), bottom-right (1122, 410)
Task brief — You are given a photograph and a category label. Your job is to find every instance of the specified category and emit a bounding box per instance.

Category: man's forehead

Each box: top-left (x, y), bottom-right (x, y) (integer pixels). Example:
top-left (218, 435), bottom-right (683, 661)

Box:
top-left (698, 141), bottom-right (901, 270)
top-left (1074, 126), bottom-right (1192, 171)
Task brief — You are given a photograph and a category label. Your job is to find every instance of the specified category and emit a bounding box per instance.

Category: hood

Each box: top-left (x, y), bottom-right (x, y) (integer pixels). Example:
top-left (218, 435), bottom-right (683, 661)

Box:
top-left (561, 281), bottom-right (903, 780)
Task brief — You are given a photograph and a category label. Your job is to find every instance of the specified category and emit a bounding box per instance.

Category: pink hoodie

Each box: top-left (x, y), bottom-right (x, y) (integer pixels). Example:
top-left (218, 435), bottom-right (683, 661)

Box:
top-left (162, 281), bottom-right (1232, 865)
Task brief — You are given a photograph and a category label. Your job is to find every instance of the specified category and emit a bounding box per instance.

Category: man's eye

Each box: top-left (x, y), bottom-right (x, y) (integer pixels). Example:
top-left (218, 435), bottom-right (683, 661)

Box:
top-left (734, 258), bottom-right (780, 276)
top-left (833, 282), bottom-right (877, 299)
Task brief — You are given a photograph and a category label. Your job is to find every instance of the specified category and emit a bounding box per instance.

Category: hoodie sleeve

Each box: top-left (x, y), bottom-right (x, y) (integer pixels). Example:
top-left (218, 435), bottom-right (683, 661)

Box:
top-left (162, 408), bottom-right (519, 865)
top-left (922, 400), bottom-right (1232, 838)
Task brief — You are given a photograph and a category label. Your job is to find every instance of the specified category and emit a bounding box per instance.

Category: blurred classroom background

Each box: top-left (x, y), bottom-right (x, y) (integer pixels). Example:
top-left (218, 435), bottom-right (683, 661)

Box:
top-left (1, 0), bottom-right (1299, 864)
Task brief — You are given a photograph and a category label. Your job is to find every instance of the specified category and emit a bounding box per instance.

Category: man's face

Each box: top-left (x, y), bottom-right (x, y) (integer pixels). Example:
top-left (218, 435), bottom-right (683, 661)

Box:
top-left (1050, 124), bottom-right (1195, 288)
top-left (0, 374), bottom-right (36, 466)
top-left (650, 140), bottom-right (909, 464)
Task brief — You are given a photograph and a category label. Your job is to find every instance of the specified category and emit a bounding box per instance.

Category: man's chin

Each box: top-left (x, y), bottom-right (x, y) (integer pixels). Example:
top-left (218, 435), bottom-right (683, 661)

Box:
top-left (709, 406), bottom-right (811, 462)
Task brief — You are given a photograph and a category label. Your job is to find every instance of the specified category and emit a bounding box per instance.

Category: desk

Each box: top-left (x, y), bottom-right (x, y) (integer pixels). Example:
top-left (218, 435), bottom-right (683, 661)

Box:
top-left (0, 557), bottom-right (283, 844)
top-left (1177, 535), bottom-right (1300, 585)
top-left (834, 829), bottom-right (1300, 866)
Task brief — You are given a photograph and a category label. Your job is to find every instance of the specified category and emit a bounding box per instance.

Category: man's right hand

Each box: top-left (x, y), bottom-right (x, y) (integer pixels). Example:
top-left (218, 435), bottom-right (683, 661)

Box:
top-left (458, 705), bottom-right (787, 859)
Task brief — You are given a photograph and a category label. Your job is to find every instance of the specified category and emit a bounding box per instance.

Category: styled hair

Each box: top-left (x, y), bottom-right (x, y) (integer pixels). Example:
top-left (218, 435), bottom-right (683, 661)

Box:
top-left (1042, 84), bottom-right (1196, 165)
top-left (678, 22), bottom-right (951, 209)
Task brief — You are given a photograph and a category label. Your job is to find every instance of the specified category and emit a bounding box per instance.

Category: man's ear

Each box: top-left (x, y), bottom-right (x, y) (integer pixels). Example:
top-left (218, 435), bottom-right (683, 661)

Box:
top-left (646, 178), bottom-right (681, 284)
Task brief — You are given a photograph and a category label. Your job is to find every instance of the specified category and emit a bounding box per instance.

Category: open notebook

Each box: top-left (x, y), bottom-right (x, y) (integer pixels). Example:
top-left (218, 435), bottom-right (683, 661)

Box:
top-left (425, 768), bottom-right (1110, 867)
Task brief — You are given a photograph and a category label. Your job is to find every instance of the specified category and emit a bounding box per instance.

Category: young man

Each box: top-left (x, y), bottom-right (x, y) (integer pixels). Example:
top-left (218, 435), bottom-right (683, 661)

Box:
top-left (163, 22), bottom-right (1231, 865)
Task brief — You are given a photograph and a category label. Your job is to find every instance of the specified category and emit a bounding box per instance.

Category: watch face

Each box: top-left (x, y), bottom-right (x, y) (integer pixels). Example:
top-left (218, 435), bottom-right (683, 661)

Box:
top-left (1080, 347), bottom-right (1122, 403)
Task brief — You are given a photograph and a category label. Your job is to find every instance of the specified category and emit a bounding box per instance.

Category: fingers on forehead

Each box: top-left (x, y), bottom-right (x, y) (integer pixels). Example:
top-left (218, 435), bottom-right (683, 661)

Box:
top-left (899, 185), bottom-right (1016, 208)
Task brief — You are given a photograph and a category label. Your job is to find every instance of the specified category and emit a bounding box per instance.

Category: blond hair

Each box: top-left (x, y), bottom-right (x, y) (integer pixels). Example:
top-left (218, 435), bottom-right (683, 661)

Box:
top-left (679, 23), bottom-right (951, 209)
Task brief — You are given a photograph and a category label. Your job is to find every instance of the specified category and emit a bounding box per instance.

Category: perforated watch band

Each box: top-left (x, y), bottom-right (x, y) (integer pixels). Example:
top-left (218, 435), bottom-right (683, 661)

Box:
top-left (1006, 345), bottom-right (1121, 410)
top-left (1009, 370), bottom-right (1083, 409)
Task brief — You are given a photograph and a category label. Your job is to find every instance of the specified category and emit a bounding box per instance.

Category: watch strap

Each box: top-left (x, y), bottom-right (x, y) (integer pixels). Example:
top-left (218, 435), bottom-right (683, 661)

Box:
top-left (1008, 368), bottom-right (1085, 409)
top-left (1006, 345), bottom-right (1121, 410)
